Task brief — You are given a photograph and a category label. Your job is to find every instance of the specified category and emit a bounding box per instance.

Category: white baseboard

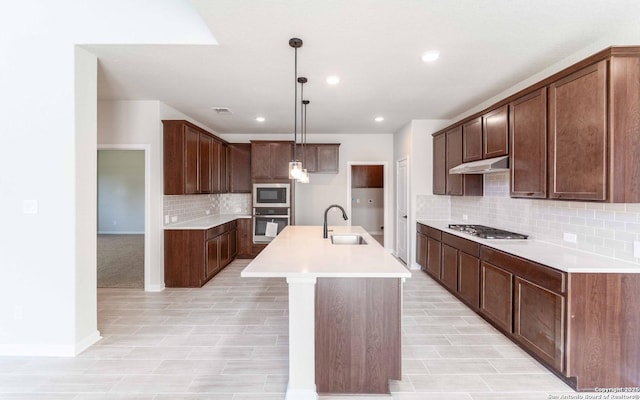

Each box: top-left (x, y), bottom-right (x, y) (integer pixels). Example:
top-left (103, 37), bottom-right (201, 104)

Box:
top-left (146, 283), bottom-right (165, 292)
top-left (285, 385), bottom-right (318, 400)
top-left (409, 262), bottom-right (421, 270)
top-left (0, 330), bottom-right (101, 357)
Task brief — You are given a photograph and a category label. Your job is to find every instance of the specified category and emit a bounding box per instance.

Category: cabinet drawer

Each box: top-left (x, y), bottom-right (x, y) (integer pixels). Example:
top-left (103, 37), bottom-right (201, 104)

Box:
top-left (480, 247), bottom-right (566, 295)
top-left (417, 224), bottom-right (442, 241)
top-left (417, 223), bottom-right (429, 235)
top-left (442, 232), bottom-right (480, 257)
top-left (206, 224), bottom-right (226, 240)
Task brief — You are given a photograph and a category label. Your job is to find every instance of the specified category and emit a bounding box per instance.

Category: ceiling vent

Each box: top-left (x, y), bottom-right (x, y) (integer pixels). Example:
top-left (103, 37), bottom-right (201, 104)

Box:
top-left (211, 107), bottom-right (233, 115)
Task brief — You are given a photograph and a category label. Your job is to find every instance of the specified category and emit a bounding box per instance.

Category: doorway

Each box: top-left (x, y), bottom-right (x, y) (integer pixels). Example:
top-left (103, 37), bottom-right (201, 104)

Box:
top-left (348, 163), bottom-right (386, 246)
top-left (97, 148), bottom-right (148, 289)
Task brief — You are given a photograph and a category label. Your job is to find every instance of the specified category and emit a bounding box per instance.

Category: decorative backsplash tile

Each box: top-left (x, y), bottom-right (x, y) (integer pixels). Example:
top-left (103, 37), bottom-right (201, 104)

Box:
top-left (163, 193), bottom-right (251, 224)
top-left (417, 172), bottom-right (640, 264)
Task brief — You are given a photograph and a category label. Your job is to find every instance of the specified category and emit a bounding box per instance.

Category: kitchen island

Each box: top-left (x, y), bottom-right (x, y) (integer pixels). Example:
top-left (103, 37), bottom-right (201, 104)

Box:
top-left (241, 225), bottom-right (411, 400)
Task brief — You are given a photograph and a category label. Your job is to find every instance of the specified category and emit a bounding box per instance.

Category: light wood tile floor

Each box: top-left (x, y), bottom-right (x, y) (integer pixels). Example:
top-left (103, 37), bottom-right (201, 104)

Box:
top-left (0, 259), bottom-right (577, 399)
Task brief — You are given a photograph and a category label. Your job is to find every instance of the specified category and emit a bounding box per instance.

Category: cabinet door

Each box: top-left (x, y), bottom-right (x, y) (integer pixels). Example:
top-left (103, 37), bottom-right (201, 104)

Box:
top-left (251, 142), bottom-right (272, 180)
top-left (271, 142), bottom-right (293, 180)
top-left (219, 144), bottom-right (229, 193)
top-left (445, 126), bottom-right (463, 196)
top-left (236, 218), bottom-right (253, 258)
top-left (229, 143), bottom-right (252, 193)
top-left (441, 244), bottom-right (458, 292)
top-left (481, 261), bottom-right (513, 333)
top-left (351, 165), bottom-right (383, 188)
top-left (199, 134), bottom-right (213, 193)
top-left (205, 236), bottom-right (220, 279)
top-left (483, 105), bottom-right (509, 159)
top-left (296, 144), bottom-right (317, 173)
top-left (316, 144), bottom-right (339, 173)
top-left (514, 277), bottom-right (565, 372)
top-left (416, 233), bottom-right (427, 272)
top-left (510, 88), bottom-right (547, 198)
top-left (184, 126), bottom-right (200, 194)
top-left (458, 252), bottom-right (480, 309)
top-left (219, 230), bottom-right (231, 268)
top-left (228, 228), bottom-right (238, 259)
top-left (426, 237), bottom-right (441, 279)
top-left (463, 117), bottom-right (483, 162)
top-left (549, 60), bottom-right (607, 201)
top-left (433, 133), bottom-right (446, 195)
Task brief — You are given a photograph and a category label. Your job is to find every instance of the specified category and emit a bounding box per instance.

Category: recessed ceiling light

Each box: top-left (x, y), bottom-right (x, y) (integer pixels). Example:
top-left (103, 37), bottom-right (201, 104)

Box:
top-left (375, 116), bottom-right (384, 122)
top-left (421, 50), bottom-right (440, 63)
top-left (326, 76), bottom-right (340, 85)
top-left (255, 116), bottom-right (265, 122)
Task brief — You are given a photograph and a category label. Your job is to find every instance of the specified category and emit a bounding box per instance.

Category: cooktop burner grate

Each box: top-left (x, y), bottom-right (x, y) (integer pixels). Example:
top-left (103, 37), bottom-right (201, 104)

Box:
top-left (447, 224), bottom-right (528, 239)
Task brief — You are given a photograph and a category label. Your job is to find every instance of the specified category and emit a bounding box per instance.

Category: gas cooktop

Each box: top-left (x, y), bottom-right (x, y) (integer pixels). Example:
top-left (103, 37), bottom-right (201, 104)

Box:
top-left (448, 224), bottom-right (528, 239)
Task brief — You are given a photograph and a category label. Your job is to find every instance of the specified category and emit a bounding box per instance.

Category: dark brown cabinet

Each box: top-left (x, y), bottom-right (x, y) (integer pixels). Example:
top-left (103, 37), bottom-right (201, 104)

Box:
top-left (163, 120), bottom-right (229, 195)
top-left (251, 141), bottom-right (293, 182)
top-left (432, 133), bottom-right (446, 195)
top-left (462, 117), bottom-right (482, 162)
top-left (295, 143), bottom-right (340, 173)
top-left (229, 143), bottom-right (251, 193)
top-left (165, 220), bottom-right (238, 287)
top-left (480, 261), bottom-right (513, 333)
top-left (417, 223), bottom-right (442, 279)
top-left (444, 126), bottom-right (483, 196)
top-left (441, 244), bottom-right (458, 292)
top-left (458, 252), bottom-right (480, 308)
top-left (351, 165), bottom-right (383, 188)
top-left (510, 88), bottom-right (547, 198)
top-left (549, 60), bottom-right (608, 201)
top-left (426, 237), bottom-right (442, 279)
top-left (483, 105), bottom-right (509, 159)
top-left (416, 231), bottom-right (427, 272)
top-left (514, 277), bottom-right (565, 372)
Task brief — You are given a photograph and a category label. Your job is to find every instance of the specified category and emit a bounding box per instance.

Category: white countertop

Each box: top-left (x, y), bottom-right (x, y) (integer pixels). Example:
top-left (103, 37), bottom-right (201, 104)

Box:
top-left (241, 225), bottom-right (412, 279)
top-left (418, 219), bottom-right (640, 273)
top-left (164, 214), bottom-right (251, 230)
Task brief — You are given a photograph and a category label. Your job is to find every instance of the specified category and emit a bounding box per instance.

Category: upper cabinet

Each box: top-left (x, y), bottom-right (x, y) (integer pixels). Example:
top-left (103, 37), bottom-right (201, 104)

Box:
top-left (549, 60), bottom-right (608, 201)
top-left (462, 118), bottom-right (483, 163)
top-left (163, 120), bottom-right (229, 195)
top-left (295, 143), bottom-right (340, 174)
top-left (510, 88), bottom-right (547, 198)
top-left (443, 126), bottom-right (483, 196)
top-left (228, 143), bottom-right (251, 193)
top-left (433, 46), bottom-right (640, 203)
top-left (251, 141), bottom-right (293, 182)
top-left (483, 105), bottom-right (509, 159)
top-left (352, 165), bottom-right (383, 188)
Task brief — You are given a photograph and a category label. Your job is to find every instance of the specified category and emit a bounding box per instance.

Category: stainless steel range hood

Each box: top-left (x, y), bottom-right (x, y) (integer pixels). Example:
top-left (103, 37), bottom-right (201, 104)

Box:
top-left (449, 155), bottom-right (509, 174)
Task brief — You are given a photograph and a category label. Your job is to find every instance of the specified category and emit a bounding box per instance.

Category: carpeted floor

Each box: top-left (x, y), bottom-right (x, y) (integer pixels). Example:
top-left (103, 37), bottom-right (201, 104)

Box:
top-left (97, 234), bottom-right (144, 288)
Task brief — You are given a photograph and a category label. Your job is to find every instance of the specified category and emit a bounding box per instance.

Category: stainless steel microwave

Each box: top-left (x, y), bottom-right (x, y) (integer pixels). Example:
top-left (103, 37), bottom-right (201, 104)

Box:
top-left (253, 183), bottom-right (290, 207)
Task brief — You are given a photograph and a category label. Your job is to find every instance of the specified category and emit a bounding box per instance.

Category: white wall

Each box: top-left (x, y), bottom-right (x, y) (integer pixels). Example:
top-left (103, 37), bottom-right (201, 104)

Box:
top-left (0, 1), bottom-right (215, 356)
top-left (97, 150), bottom-right (145, 234)
top-left (351, 188), bottom-right (384, 234)
top-left (393, 120), bottom-right (448, 269)
top-left (220, 133), bottom-right (396, 248)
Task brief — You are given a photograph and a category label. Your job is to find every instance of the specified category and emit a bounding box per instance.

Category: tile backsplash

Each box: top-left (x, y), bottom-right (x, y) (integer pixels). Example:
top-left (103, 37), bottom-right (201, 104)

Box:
top-left (164, 193), bottom-right (251, 224)
top-left (417, 172), bottom-right (640, 264)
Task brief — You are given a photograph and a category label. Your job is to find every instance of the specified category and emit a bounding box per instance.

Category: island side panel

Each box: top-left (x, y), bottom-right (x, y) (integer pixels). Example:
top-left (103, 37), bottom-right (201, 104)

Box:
top-left (315, 277), bottom-right (401, 394)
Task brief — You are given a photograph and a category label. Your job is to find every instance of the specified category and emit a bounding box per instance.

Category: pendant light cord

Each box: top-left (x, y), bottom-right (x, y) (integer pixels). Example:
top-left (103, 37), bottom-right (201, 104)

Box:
top-left (293, 46), bottom-right (298, 163)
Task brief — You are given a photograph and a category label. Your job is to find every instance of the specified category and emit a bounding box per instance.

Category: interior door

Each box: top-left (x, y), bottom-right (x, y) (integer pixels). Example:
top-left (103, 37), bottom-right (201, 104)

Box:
top-left (396, 159), bottom-right (408, 263)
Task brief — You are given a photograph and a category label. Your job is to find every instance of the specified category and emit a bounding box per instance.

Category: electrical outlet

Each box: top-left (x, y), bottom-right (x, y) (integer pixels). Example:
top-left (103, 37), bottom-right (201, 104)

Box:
top-left (171, 216), bottom-right (178, 223)
top-left (462, 214), bottom-right (468, 221)
top-left (164, 215), bottom-right (170, 224)
top-left (206, 209), bottom-right (211, 215)
top-left (634, 241), bottom-right (640, 258)
top-left (22, 200), bottom-right (38, 214)
top-left (563, 232), bottom-right (578, 244)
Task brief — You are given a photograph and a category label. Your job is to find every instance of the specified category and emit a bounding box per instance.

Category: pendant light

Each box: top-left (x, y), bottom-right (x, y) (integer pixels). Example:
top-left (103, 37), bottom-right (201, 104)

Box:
top-left (299, 98), bottom-right (310, 183)
top-left (297, 77), bottom-right (310, 184)
top-left (288, 38), bottom-right (303, 180)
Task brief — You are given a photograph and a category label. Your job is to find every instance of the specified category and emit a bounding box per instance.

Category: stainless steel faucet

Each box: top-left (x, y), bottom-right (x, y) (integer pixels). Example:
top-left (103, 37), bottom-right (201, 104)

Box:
top-left (323, 204), bottom-right (348, 238)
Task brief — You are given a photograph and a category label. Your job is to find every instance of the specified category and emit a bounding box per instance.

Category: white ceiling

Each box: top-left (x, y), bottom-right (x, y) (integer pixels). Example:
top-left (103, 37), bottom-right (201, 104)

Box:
top-left (88, 0), bottom-right (640, 135)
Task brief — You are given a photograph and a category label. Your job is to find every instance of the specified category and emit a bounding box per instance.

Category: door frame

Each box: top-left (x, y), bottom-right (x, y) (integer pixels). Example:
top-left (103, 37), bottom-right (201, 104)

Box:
top-left (346, 161), bottom-right (390, 249)
top-left (97, 144), bottom-right (151, 291)
top-left (396, 157), bottom-right (410, 263)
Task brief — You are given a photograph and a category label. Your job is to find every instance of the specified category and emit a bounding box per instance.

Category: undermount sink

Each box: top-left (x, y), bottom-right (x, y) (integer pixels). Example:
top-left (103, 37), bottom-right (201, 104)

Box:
top-left (330, 234), bottom-right (368, 245)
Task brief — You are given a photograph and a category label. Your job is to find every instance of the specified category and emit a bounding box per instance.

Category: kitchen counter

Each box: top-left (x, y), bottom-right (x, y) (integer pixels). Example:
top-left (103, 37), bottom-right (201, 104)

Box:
top-left (241, 225), bottom-right (409, 399)
top-left (163, 213), bottom-right (250, 230)
top-left (241, 225), bottom-right (411, 278)
top-left (418, 219), bottom-right (640, 273)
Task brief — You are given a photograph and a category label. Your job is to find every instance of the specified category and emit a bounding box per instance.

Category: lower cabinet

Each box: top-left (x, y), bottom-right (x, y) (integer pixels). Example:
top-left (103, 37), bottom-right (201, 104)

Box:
top-left (480, 261), bottom-right (513, 333)
top-left (165, 220), bottom-right (238, 287)
top-left (426, 237), bottom-right (441, 278)
top-left (458, 252), bottom-right (480, 308)
top-left (441, 244), bottom-right (458, 292)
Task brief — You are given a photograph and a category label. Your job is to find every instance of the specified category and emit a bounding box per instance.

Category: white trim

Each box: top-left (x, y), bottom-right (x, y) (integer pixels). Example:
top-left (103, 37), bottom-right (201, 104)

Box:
top-left (97, 145), bottom-right (151, 292)
top-left (346, 161), bottom-right (389, 249)
top-left (146, 283), bottom-right (166, 292)
top-left (395, 157), bottom-right (410, 264)
top-left (97, 231), bottom-right (145, 235)
top-left (285, 386), bottom-right (318, 400)
top-left (0, 330), bottom-right (101, 357)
